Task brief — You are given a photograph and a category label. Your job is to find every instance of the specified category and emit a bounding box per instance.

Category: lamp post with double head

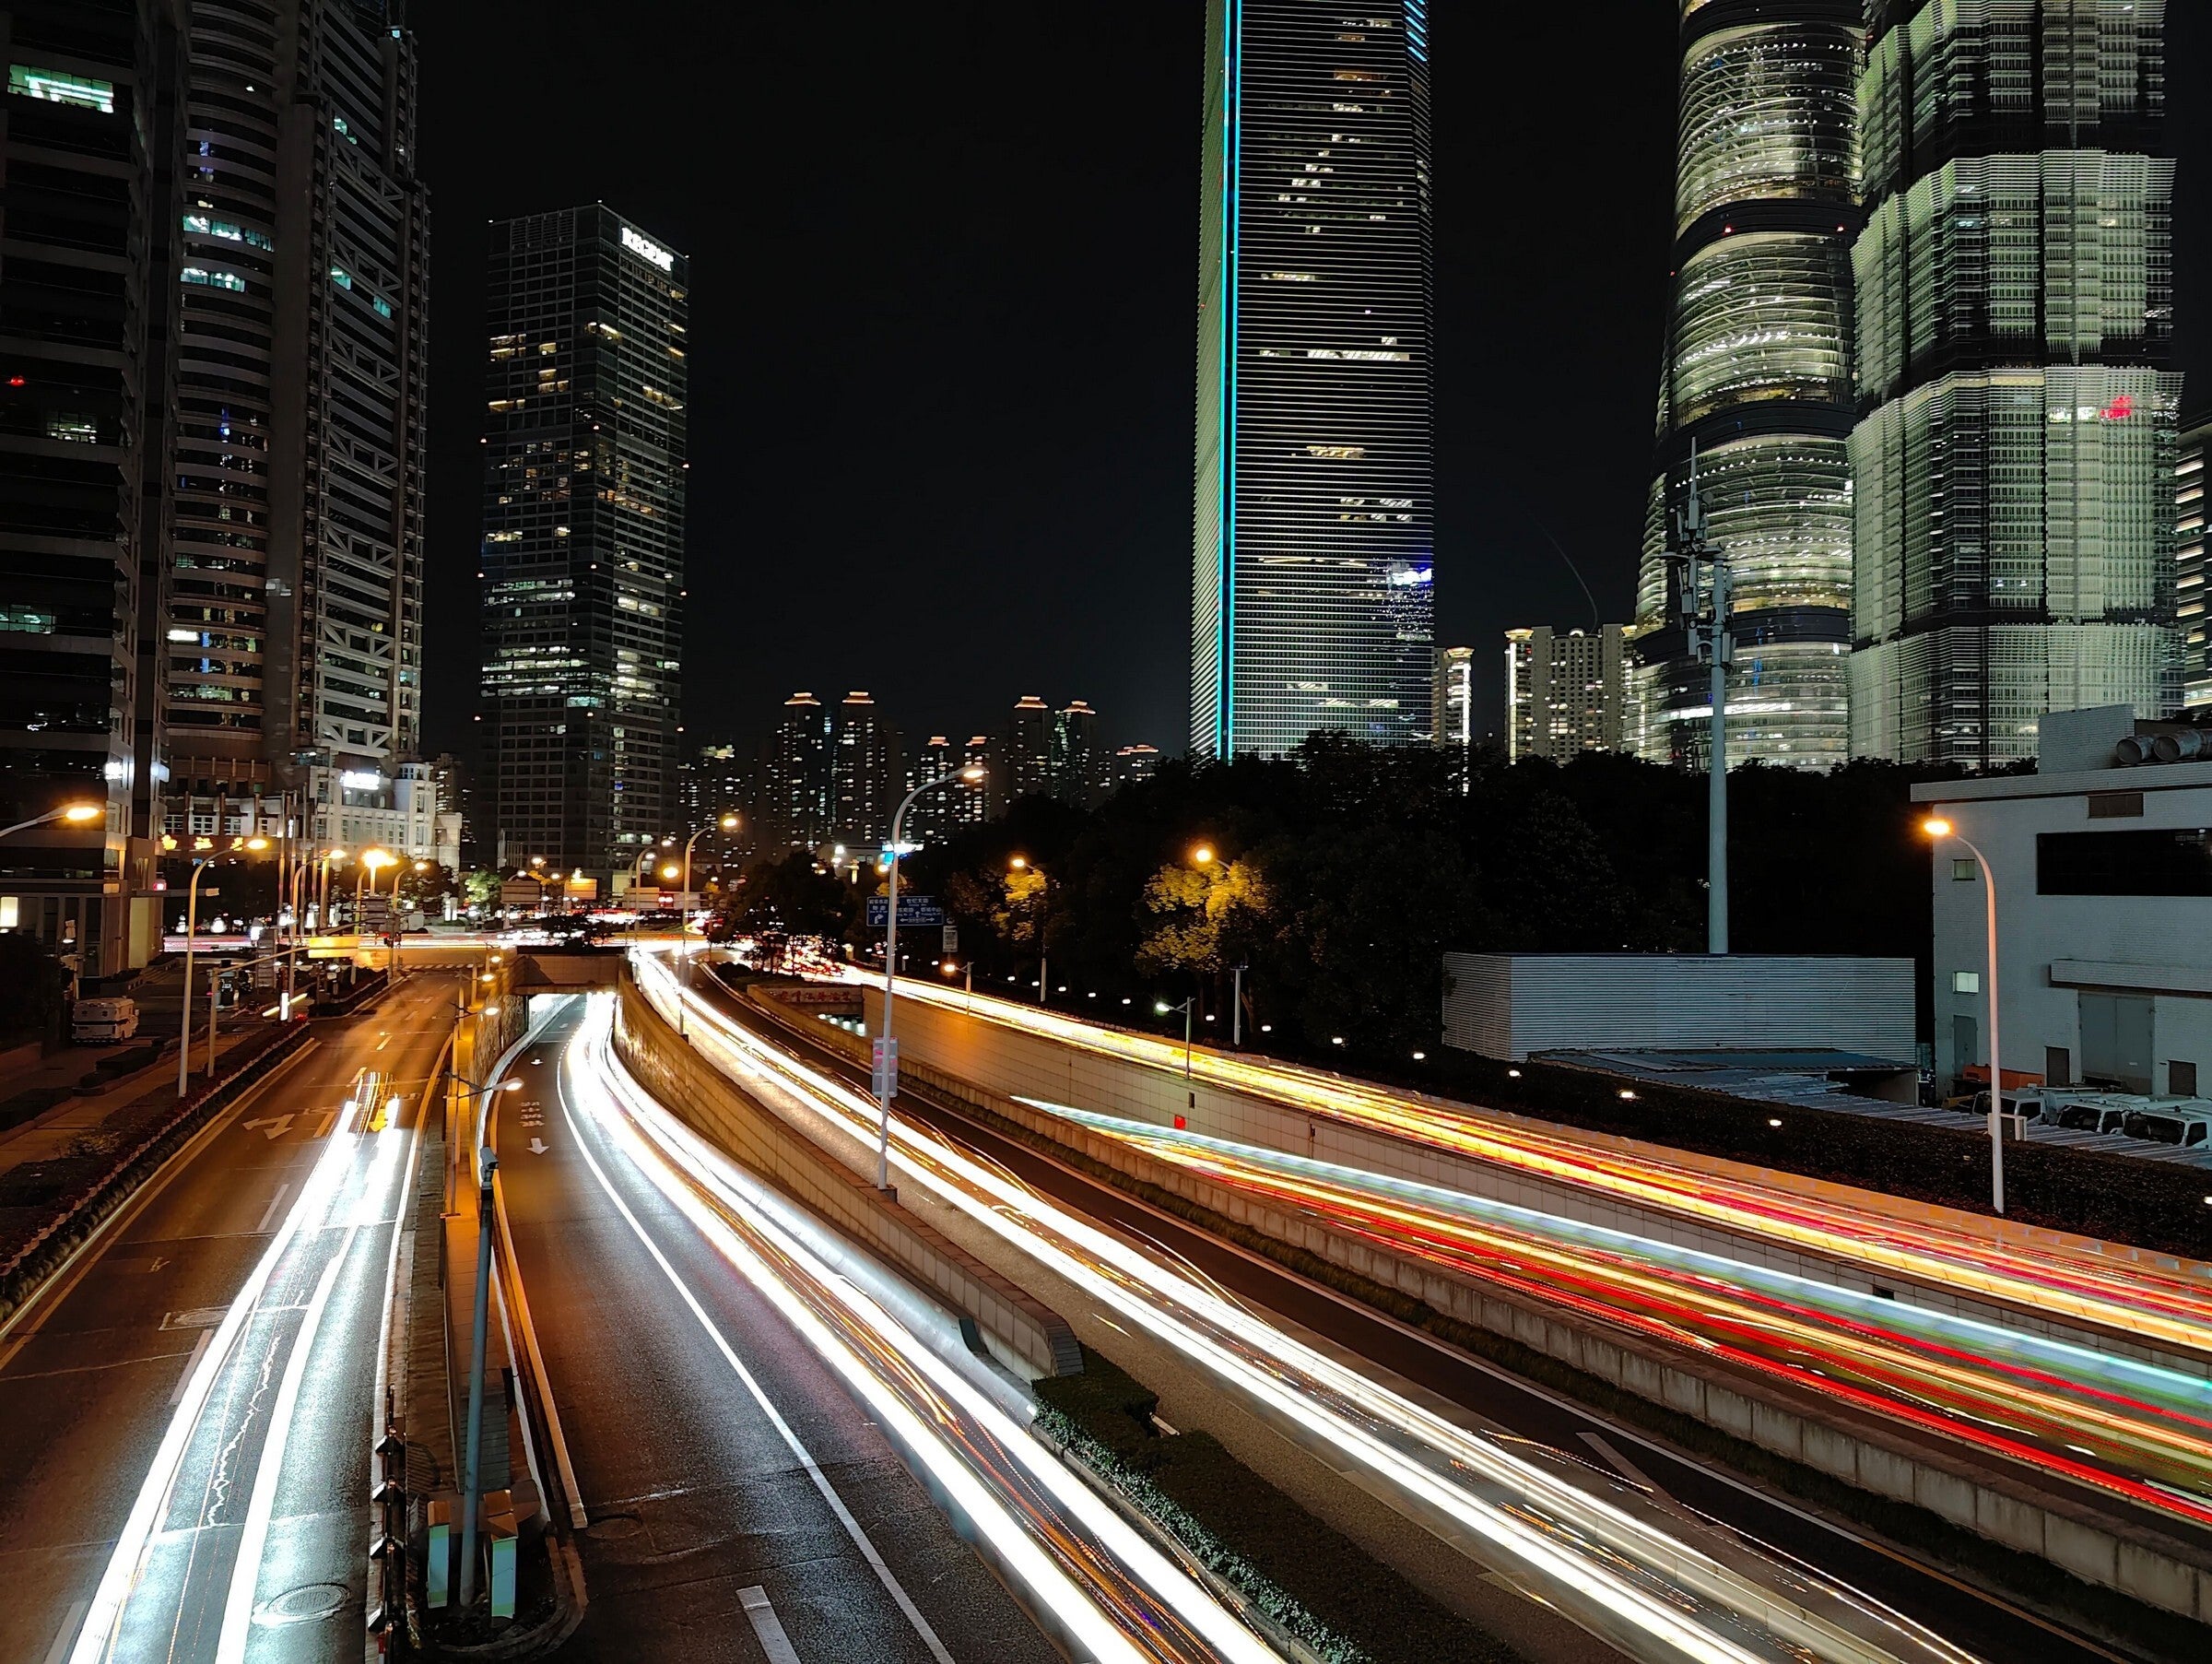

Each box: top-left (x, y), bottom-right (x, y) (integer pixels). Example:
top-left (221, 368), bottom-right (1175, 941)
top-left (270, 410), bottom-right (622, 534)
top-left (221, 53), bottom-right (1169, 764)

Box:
top-left (677, 813), bottom-right (741, 1033)
top-left (1924, 816), bottom-right (2006, 1213)
top-left (174, 834), bottom-right (269, 1096)
top-left (874, 766), bottom-right (985, 1189)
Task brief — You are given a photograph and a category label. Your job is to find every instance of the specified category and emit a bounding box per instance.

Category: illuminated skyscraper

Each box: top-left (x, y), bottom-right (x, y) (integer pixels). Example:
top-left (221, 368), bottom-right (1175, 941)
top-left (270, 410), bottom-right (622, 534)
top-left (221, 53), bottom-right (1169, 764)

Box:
top-left (1190, 2), bottom-right (1434, 759)
top-left (163, 0), bottom-right (429, 856)
top-left (2178, 416), bottom-right (2209, 712)
top-left (831, 690), bottom-right (895, 846)
top-left (479, 205), bottom-right (686, 878)
top-left (1508, 626), bottom-right (1626, 761)
top-left (762, 691), bottom-right (830, 850)
top-left (1849, 2), bottom-right (2182, 764)
top-left (1006, 695), bottom-right (1053, 803)
top-left (1630, 4), bottom-right (1861, 772)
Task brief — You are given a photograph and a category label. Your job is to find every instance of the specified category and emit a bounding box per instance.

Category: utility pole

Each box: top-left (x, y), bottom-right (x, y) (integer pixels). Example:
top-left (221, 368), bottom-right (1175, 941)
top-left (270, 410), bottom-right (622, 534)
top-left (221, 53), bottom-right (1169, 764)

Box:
top-left (1668, 443), bottom-right (1731, 954)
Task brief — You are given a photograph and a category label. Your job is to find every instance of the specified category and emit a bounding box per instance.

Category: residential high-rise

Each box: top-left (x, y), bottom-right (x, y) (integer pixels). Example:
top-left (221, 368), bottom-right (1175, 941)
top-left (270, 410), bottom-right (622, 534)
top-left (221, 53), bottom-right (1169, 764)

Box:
top-left (163, 0), bottom-right (429, 858)
top-left (1630, 6), bottom-right (1860, 773)
top-left (1114, 744), bottom-right (1162, 789)
top-left (831, 690), bottom-right (895, 847)
top-left (1006, 695), bottom-right (1053, 803)
top-left (2181, 416), bottom-right (2210, 712)
top-left (1190, 3), bottom-right (1435, 759)
top-left (0, 5), bottom-right (188, 979)
top-left (1849, 2), bottom-right (2183, 764)
top-left (479, 205), bottom-right (686, 878)
top-left (1431, 644), bottom-right (1473, 747)
top-left (903, 736), bottom-right (961, 846)
top-left (1052, 700), bottom-right (1100, 808)
top-left (1508, 625), bottom-right (1627, 762)
top-left (761, 692), bottom-right (830, 850)
top-left (959, 735), bottom-right (992, 826)
top-left (678, 742), bottom-right (753, 867)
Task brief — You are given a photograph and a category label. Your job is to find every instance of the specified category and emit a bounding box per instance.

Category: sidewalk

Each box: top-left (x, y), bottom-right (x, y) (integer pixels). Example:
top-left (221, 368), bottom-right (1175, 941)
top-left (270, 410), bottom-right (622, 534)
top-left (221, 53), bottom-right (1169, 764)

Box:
top-left (0, 1021), bottom-right (271, 1181)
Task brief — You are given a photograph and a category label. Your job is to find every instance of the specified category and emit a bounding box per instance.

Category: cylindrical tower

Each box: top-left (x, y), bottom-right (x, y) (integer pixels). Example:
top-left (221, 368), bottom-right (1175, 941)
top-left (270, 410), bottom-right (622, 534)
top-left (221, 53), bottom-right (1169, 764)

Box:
top-left (1630, 1), bottom-right (1864, 771)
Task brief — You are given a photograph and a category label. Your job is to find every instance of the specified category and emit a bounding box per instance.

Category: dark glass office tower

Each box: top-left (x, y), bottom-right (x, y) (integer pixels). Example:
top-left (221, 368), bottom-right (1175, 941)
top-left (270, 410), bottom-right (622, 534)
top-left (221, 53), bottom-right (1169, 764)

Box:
top-left (479, 205), bottom-right (686, 879)
top-left (1631, 2), bottom-right (1861, 772)
top-left (165, 0), bottom-right (429, 856)
top-left (1849, 1), bottom-right (2182, 764)
top-left (0, 2), bottom-right (188, 979)
top-left (1190, 2), bottom-right (1434, 759)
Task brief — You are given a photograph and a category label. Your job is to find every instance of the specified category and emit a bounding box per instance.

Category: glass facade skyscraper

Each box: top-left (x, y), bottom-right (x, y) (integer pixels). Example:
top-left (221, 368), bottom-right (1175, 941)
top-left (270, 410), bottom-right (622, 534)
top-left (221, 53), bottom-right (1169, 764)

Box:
top-left (2178, 415), bottom-right (2209, 712)
top-left (1848, 1), bottom-right (2182, 764)
top-left (1631, 3), bottom-right (1862, 773)
top-left (479, 206), bottom-right (686, 879)
top-left (1191, 2), bottom-right (1434, 759)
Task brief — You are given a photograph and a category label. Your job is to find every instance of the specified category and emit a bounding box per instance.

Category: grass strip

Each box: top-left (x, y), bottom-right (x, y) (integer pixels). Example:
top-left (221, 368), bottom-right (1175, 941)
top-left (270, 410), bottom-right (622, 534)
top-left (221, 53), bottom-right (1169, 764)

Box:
top-left (1037, 1346), bottom-right (1520, 1664)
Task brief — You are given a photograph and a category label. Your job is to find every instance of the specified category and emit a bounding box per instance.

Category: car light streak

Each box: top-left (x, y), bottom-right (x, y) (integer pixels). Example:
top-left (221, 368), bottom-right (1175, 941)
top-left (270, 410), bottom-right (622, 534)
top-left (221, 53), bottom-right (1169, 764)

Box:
top-left (559, 999), bottom-right (1283, 1664)
top-left (1025, 1100), bottom-right (2212, 1528)
top-left (69, 1087), bottom-right (417, 1663)
top-left (641, 956), bottom-right (1980, 1664)
top-left (870, 974), bottom-right (2212, 1365)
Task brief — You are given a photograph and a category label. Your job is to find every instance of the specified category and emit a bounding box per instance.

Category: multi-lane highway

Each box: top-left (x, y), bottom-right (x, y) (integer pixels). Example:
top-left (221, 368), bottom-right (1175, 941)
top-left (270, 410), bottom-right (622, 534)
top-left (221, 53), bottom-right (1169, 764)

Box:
top-left (641, 953), bottom-right (2030, 1664)
top-left (503, 993), bottom-right (1295, 1663)
top-left (875, 975), bottom-right (2212, 1369)
top-left (1038, 1099), bottom-right (2212, 1533)
top-left (0, 974), bottom-right (452, 1664)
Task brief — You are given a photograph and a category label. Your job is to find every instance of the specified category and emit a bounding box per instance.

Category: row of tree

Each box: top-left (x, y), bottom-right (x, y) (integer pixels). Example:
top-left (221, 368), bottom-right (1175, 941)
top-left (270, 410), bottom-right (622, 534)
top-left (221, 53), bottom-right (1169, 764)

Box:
top-left (706, 735), bottom-right (1976, 1061)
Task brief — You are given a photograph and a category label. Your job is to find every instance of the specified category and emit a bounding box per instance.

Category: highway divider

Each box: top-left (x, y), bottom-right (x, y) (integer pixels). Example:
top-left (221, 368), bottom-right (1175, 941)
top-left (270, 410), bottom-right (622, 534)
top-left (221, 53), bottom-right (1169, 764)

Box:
top-left (614, 966), bottom-right (1081, 1379)
top-left (749, 984), bottom-right (2212, 1645)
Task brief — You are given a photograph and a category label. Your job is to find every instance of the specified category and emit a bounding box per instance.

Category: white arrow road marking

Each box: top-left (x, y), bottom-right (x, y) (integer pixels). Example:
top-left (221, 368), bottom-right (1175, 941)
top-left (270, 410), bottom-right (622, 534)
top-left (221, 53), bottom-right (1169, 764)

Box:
top-left (241, 1115), bottom-right (295, 1141)
top-left (527, 1138), bottom-right (548, 1155)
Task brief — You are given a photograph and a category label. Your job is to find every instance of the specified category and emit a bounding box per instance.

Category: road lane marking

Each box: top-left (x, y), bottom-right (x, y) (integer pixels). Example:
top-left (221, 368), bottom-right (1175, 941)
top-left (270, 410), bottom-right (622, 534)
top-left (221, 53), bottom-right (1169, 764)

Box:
top-left (242, 1114), bottom-right (295, 1140)
top-left (738, 1586), bottom-right (803, 1664)
top-left (161, 1306), bottom-right (229, 1330)
top-left (314, 1109), bottom-right (337, 1139)
top-left (42, 1601), bottom-right (87, 1664)
top-left (556, 1058), bottom-right (954, 1664)
top-left (1580, 1431), bottom-right (1662, 1495)
top-left (171, 1329), bottom-right (214, 1404)
top-left (253, 1182), bottom-right (291, 1234)
top-left (215, 1231), bottom-right (354, 1662)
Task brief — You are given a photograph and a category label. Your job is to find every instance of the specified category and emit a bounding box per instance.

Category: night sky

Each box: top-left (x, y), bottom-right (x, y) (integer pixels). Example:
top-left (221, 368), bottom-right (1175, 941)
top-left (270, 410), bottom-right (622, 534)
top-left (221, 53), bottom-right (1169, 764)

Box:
top-left (414, 6), bottom-right (2212, 765)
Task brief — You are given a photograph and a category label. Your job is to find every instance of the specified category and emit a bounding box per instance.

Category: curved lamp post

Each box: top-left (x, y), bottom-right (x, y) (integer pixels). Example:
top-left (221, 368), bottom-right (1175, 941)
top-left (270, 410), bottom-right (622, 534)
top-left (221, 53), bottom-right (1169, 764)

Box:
top-left (875, 766), bottom-right (985, 1188)
top-left (1924, 816), bottom-right (2006, 1214)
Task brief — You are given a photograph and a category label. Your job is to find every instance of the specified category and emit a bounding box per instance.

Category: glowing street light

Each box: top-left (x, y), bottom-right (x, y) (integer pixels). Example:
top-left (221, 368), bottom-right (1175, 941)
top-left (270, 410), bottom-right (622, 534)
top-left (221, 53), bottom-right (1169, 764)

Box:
top-left (872, 764), bottom-right (987, 1188)
top-left (0, 800), bottom-right (104, 839)
top-left (1924, 815), bottom-right (2006, 1213)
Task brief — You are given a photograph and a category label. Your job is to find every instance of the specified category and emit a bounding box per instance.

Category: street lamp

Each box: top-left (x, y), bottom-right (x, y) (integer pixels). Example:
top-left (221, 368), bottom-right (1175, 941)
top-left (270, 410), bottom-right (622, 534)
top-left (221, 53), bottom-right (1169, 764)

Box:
top-left (672, 813), bottom-right (741, 1035)
top-left (0, 800), bottom-right (103, 840)
top-left (874, 765), bottom-right (985, 1189)
top-left (1008, 855), bottom-right (1050, 1004)
top-left (1156, 997), bottom-right (1197, 1107)
top-left (1924, 816), bottom-right (2007, 1213)
top-left (443, 1074), bottom-right (520, 1611)
top-left (175, 835), bottom-right (270, 1098)
top-left (1190, 844), bottom-right (1215, 867)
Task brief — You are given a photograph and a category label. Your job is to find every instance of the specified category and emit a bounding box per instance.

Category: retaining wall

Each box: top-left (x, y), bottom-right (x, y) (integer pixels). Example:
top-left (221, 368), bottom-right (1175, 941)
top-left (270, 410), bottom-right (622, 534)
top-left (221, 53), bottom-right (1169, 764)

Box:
top-left (768, 990), bottom-right (2212, 1626)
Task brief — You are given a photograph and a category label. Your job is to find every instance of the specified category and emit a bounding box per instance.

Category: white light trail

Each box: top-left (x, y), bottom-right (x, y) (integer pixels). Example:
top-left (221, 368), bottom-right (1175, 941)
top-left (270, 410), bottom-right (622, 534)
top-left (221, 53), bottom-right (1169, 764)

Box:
top-left (641, 955), bottom-right (1980, 1664)
top-left (563, 1000), bottom-right (1282, 1663)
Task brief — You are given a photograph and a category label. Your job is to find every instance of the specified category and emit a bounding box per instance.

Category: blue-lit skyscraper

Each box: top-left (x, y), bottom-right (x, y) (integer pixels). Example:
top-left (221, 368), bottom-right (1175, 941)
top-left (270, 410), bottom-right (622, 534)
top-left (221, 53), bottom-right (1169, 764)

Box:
top-left (1190, 2), bottom-right (1435, 759)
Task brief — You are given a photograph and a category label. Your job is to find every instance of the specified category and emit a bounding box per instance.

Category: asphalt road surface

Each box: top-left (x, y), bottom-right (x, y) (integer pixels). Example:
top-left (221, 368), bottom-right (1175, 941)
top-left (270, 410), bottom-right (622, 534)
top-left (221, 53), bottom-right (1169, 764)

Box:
top-left (0, 974), bottom-right (454, 1664)
top-left (495, 995), bottom-right (1060, 1664)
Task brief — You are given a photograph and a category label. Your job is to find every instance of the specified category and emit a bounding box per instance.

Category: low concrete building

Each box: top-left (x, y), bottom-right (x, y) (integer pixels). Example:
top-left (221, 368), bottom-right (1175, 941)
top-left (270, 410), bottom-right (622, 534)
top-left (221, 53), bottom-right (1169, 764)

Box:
top-left (1441, 952), bottom-right (1915, 1063)
top-left (1915, 706), bottom-right (2212, 1097)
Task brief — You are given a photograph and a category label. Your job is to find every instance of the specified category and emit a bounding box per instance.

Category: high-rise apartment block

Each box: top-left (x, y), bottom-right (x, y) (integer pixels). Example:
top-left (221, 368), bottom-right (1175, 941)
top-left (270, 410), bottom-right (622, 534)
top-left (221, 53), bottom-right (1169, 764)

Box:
top-left (165, 0), bottom-right (429, 857)
top-left (2180, 415), bottom-right (2210, 712)
top-left (1190, 2), bottom-right (1435, 759)
top-left (1432, 644), bottom-right (1473, 749)
top-left (1006, 695), bottom-right (1053, 803)
top-left (479, 205), bottom-right (686, 878)
top-left (1508, 625), bottom-right (1627, 762)
top-left (1631, 6), bottom-right (1860, 773)
top-left (1114, 744), bottom-right (1162, 789)
top-left (0, 3), bottom-right (187, 977)
top-left (1052, 700), bottom-right (1100, 808)
top-left (762, 691), bottom-right (830, 850)
top-left (831, 690), bottom-right (896, 847)
top-left (1849, 1), bottom-right (2182, 764)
